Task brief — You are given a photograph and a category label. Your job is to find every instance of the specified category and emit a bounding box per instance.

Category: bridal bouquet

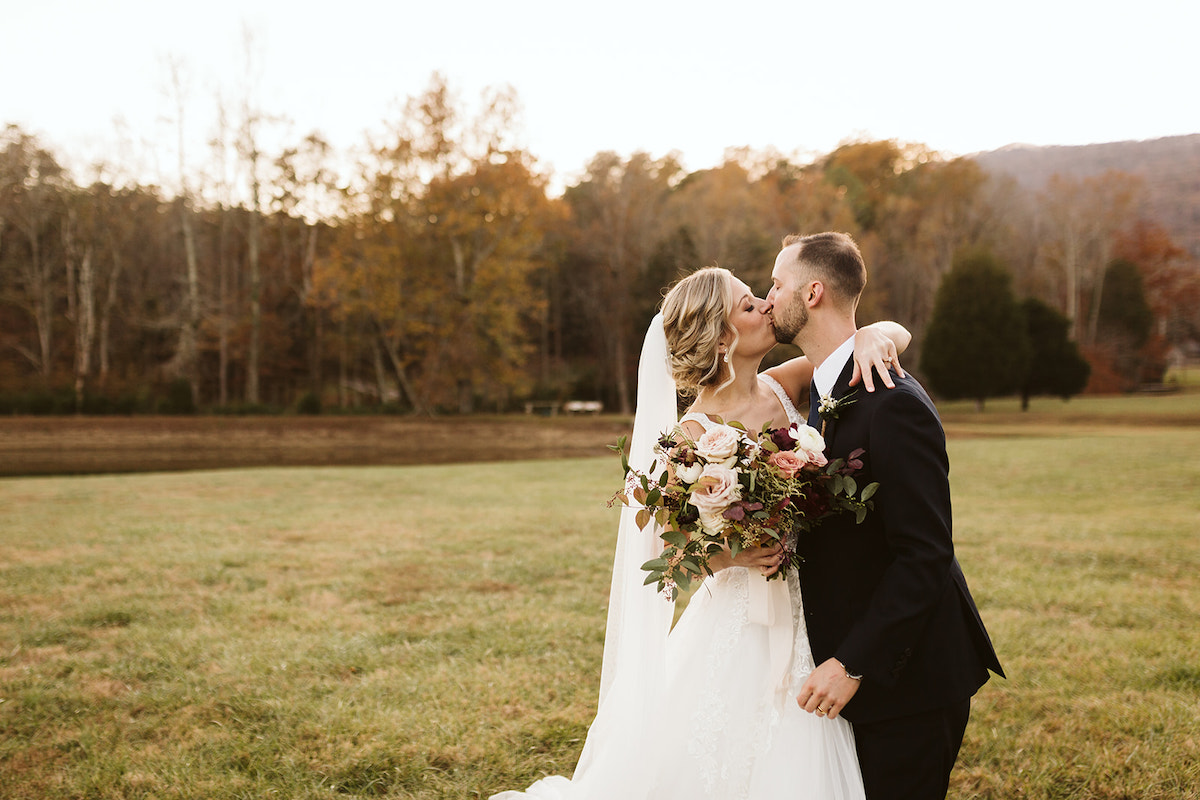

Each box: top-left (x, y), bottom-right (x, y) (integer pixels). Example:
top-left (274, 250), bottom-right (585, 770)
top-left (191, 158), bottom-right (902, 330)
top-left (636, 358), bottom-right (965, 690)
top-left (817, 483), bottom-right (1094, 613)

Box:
top-left (612, 421), bottom-right (877, 598)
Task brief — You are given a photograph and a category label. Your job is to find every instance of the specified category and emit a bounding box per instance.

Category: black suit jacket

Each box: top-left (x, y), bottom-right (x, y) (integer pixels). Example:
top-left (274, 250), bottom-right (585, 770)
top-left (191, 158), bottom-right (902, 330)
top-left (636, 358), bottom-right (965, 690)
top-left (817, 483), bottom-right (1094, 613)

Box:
top-left (798, 356), bottom-right (1004, 724)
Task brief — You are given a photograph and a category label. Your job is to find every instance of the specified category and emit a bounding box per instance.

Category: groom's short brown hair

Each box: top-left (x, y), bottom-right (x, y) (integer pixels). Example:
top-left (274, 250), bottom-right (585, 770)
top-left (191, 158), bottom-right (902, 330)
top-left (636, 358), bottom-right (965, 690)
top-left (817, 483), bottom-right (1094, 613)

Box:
top-left (780, 232), bottom-right (867, 307)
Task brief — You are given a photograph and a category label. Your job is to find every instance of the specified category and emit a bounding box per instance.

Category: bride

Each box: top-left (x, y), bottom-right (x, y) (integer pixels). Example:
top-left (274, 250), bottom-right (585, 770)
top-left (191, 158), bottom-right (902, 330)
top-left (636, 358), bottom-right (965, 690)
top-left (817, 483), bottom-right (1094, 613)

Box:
top-left (491, 267), bottom-right (909, 800)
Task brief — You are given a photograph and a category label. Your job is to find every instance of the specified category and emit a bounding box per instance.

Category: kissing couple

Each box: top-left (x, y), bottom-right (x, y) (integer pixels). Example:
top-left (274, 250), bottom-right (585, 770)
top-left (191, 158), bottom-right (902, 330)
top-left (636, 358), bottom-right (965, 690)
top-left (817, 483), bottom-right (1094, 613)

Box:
top-left (492, 232), bottom-right (1004, 800)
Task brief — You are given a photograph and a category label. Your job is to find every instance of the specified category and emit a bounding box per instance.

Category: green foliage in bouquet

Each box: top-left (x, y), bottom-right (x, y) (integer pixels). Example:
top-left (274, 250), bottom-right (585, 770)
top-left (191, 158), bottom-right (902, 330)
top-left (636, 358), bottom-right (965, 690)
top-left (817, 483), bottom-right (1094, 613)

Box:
top-left (611, 419), bottom-right (878, 598)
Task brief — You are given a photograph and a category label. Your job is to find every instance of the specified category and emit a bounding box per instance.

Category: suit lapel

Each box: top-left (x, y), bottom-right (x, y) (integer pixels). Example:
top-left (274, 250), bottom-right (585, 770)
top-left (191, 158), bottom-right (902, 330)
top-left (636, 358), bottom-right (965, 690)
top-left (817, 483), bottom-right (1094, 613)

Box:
top-left (820, 356), bottom-right (858, 450)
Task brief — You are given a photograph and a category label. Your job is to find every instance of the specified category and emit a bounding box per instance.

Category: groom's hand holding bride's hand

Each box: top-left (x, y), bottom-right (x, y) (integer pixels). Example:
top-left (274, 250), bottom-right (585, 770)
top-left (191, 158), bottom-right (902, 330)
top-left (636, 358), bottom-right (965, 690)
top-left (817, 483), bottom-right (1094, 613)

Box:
top-left (797, 658), bottom-right (862, 720)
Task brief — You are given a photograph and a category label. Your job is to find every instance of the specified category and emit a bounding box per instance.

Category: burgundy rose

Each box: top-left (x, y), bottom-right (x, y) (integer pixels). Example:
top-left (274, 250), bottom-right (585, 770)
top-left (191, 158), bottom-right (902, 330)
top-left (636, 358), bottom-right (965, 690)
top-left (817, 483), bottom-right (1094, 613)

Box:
top-left (770, 426), bottom-right (797, 451)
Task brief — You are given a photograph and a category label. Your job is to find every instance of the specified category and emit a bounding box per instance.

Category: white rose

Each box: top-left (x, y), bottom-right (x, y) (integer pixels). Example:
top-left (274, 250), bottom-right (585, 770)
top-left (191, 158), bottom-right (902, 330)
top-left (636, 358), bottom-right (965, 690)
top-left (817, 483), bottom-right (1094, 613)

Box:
top-left (792, 424), bottom-right (828, 467)
top-left (676, 461), bottom-right (703, 484)
top-left (689, 463), bottom-right (742, 534)
top-left (695, 424), bottom-right (743, 465)
top-left (698, 507), bottom-right (731, 536)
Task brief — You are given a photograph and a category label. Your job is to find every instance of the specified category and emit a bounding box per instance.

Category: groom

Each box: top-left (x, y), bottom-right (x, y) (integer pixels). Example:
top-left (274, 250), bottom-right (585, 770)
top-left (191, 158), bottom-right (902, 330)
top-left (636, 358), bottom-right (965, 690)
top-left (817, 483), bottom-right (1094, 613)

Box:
top-left (766, 232), bottom-right (1004, 799)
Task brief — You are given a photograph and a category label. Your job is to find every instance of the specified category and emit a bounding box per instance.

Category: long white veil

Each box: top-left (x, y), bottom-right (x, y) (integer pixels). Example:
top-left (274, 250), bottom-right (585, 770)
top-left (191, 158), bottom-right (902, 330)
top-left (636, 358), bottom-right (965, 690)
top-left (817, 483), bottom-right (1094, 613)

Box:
top-left (567, 313), bottom-right (678, 785)
top-left (597, 312), bottom-right (678, 703)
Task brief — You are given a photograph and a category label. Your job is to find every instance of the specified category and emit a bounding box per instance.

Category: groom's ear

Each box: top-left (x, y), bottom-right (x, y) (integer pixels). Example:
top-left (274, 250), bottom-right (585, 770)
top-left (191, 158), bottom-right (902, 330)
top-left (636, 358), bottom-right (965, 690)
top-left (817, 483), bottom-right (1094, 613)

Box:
top-left (807, 281), bottom-right (825, 307)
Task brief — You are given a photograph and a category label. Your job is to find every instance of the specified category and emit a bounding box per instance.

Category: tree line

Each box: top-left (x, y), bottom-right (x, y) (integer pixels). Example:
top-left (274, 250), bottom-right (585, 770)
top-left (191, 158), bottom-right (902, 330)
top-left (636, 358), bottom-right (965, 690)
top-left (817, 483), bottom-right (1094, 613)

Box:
top-left (2, 75), bottom-right (1198, 415)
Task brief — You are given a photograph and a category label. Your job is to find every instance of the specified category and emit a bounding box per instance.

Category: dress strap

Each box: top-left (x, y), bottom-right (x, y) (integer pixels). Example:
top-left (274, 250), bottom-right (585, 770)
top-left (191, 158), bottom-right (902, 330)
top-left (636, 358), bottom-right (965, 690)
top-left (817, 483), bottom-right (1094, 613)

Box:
top-left (679, 411), bottom-right (718, 431)
top-left (759, 374), bottom-right (804, 427)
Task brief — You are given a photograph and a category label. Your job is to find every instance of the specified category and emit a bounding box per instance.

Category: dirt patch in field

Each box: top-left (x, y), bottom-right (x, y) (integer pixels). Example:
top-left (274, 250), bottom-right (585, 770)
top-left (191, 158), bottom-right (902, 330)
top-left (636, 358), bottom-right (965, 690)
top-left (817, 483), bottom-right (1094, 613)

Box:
top-left (0, 415), bottom-right (634, 477)
top-left (4, 406), bottom-right (1195, 477)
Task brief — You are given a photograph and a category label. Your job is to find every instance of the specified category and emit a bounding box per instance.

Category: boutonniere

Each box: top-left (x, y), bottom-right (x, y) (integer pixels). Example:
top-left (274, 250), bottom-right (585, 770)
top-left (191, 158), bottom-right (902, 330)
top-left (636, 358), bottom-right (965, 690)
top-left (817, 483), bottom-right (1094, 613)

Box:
top-left (817, 390), bottom-right (858, 437)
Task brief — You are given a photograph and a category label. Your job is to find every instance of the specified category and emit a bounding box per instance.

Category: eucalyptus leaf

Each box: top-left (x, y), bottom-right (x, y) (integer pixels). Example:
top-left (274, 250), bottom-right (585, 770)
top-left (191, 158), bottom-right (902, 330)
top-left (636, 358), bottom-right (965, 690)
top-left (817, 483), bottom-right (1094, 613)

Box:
top-left (662, 530), bottom-right (687, 548)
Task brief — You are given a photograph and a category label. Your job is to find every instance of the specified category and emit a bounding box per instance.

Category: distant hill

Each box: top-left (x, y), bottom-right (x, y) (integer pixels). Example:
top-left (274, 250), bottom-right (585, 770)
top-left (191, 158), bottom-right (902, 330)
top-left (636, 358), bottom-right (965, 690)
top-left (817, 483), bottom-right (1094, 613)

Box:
top-left (971, 134), bottom-right (1200, 258)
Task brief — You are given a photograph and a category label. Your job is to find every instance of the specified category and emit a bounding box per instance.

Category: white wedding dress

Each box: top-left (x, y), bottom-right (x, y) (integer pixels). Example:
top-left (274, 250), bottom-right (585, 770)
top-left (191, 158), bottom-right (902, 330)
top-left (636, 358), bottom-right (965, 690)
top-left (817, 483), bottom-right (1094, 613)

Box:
top-left (491, 375), bottom-right (865, 800)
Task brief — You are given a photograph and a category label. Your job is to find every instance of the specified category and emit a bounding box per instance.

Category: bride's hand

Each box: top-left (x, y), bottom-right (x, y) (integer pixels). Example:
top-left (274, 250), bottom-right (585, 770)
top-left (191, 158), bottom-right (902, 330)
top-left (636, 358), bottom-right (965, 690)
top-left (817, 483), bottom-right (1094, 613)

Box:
top-left (849, 326), bottom-right (905, 393)
top-left (709, 543), bottom-right (786, 576)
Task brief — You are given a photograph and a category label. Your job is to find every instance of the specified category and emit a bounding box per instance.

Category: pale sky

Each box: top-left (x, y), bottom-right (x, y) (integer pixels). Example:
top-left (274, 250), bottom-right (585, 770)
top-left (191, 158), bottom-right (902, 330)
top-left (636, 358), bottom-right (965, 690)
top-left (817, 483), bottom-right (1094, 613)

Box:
top-left (4, 0), bottom-right (1198, 192)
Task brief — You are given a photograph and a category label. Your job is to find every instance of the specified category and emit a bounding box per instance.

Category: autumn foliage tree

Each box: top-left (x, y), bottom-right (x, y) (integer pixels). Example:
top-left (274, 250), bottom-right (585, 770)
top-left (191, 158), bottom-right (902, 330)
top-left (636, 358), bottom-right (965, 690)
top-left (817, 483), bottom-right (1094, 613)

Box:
top-left (0, 126), bottom-right (67, 381)
top-left (2, 78), bottom-right (1195, 414)
top-left (312, 75), bottom-right (558, 414)
top-left (562, 151), bottom-right (682, 414)
top-left (1113, 220), bottom-right (1200, 349)
top-left (1037, 171), bottom-right (1143, 344)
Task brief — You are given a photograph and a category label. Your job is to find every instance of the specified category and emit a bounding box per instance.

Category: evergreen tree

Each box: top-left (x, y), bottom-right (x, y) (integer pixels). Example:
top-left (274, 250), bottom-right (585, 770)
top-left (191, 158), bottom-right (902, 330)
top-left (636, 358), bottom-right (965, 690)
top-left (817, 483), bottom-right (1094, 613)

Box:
top-left (921, 249), bottom-right (1030, 410)
top-left (1097, 258), bottom-right (1155, 347)
top-left (1096, 258), bottom-right (1156, 389)
top-left (1018, 297), bottom-right (1090, 410)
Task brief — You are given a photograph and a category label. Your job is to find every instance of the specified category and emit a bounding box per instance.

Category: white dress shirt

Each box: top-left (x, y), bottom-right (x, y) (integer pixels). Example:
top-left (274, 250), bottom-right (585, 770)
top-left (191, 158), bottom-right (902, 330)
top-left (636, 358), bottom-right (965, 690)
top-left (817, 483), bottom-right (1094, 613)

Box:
top-left (813, 334), bottom-right (857, 399)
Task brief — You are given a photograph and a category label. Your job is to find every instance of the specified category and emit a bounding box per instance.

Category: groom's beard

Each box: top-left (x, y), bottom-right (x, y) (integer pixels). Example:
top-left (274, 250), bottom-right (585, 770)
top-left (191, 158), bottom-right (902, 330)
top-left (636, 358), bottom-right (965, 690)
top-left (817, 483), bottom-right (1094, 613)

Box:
top-left (772, 301), bottom-right (808, 345)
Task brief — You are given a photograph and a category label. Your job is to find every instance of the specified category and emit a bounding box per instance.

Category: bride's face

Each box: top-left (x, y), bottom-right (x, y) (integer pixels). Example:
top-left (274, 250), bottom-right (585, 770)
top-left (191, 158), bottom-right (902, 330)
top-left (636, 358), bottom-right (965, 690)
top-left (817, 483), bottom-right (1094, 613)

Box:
top-left (726, 277), bottom-right (775, 358)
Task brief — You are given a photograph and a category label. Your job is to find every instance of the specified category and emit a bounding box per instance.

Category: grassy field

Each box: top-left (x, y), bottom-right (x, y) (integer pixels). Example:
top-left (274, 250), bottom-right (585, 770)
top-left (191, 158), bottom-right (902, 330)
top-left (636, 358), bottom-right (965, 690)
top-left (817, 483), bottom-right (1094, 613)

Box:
top-left (2, 403), bottom-right (1199, 798)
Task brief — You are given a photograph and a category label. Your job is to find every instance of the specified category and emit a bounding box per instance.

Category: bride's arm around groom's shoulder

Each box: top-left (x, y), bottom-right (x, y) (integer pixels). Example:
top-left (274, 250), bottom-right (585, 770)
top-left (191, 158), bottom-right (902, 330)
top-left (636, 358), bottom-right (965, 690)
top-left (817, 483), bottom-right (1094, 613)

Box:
top-left (764, 320), bottom-right (912, 404)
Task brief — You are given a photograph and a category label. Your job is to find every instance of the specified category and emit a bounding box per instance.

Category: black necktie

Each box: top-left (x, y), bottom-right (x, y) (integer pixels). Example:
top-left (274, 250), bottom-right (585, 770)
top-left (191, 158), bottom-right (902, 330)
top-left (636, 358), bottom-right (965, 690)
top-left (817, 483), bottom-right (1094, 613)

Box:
top-left (808, 381), bottom-right (821, 430)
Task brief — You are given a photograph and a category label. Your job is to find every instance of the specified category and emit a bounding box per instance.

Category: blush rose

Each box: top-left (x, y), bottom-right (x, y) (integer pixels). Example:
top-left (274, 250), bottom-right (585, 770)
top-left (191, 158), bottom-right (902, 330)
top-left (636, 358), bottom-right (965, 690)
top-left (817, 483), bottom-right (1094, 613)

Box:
top-left (689, 463), bottom-right (742, 534)
top-left (694, 424), bottom-right (743, 467)
top-left (767, 449), bottom-right (807, 478)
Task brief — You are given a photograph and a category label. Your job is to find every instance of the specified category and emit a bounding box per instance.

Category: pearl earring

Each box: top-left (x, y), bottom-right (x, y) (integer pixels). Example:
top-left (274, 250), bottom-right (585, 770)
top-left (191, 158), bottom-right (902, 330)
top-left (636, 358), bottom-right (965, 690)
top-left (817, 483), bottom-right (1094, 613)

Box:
top-left (723, 352), bottom-right (729, 363)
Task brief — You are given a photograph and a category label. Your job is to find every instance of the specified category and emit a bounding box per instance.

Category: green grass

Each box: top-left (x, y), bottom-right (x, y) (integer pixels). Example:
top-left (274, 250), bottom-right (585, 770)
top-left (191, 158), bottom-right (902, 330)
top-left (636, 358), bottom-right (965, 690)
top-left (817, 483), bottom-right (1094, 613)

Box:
top-left (937, 389), bottom-right (1200, 421)
top-left (1163, 365), bottom-right (1200, 388)
top-left (2, 421), bottom-right (1200, 798)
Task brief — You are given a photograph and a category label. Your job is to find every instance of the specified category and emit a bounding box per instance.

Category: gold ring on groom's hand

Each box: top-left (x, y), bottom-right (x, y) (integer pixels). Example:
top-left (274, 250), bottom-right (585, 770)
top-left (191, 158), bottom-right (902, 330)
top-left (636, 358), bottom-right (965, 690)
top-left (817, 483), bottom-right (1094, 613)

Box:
top-left (815, 707), bottom-right (827, 716)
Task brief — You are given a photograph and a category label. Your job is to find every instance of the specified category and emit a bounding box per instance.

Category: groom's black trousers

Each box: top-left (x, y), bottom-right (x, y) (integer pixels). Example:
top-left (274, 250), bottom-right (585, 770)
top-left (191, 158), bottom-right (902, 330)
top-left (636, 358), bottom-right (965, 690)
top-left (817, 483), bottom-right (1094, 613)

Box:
top-left (853, 698), bottom-right (971, 800)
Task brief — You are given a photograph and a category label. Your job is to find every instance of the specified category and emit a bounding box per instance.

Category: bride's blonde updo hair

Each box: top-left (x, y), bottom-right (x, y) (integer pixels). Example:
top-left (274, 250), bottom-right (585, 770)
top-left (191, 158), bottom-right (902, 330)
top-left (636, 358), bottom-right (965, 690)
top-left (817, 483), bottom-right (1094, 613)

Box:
top-left (660, 266), bottom-right (738, 397)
